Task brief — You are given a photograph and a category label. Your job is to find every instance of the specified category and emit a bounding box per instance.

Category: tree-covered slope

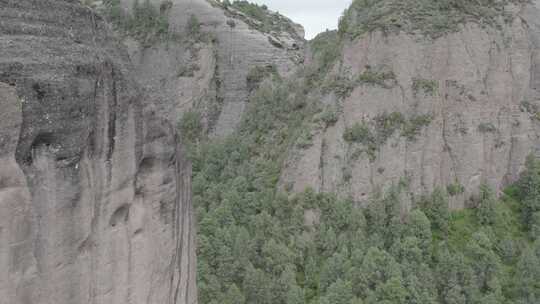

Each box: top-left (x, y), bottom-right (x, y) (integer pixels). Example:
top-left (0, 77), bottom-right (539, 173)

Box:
top-left (183, 70), bottom-right (540, 303)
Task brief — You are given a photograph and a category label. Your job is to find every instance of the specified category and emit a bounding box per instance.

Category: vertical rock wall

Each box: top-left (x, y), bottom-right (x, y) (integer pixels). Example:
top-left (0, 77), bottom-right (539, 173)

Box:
top-left (119, 0), bottom-right (305, 137)
top-left (281, 2), bottom-right (540, 208)
top-left (0, 0), bottom-right (196, 303)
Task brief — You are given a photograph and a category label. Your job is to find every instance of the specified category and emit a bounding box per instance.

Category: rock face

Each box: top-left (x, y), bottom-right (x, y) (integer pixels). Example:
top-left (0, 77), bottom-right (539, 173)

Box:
top-left (119, 0), bottom-right (305, 137)
top-left (281, 1), bottom-right (540, 209)
top-left (0, 1), bottom-right (196, 303)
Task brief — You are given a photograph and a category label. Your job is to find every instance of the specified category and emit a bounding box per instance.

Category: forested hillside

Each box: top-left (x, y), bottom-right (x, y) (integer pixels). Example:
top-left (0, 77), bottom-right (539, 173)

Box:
top-left (187, 65), bottom-right (540, 304)
top-left (180, 0), bottom-right (540, 303)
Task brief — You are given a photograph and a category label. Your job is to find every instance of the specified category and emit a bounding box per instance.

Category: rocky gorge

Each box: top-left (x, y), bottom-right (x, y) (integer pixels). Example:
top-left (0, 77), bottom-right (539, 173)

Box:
top-left (1, 0), bottom-right (540, 303)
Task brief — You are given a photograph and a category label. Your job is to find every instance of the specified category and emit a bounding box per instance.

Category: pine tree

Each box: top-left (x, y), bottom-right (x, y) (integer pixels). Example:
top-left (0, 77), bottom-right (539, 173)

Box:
top-left (475, 185), bottom-right (497, 225)
top-left (514, 247), bottom-right (540, 304)
top-left (320, 279), bottom-right (354, 304)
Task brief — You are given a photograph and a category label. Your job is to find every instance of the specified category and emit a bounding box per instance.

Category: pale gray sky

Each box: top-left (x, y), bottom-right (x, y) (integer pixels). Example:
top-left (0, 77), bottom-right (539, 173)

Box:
top-left (247, 0), bottom-right (352, 39)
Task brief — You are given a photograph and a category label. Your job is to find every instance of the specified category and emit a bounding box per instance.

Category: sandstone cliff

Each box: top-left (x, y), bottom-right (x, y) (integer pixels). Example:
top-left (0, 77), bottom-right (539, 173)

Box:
top-left (114, 0), bottom-right (305, 137)
top-left (0, 1), bottom-right (196, 303)
top-left (281, 0), bottom-right (540, 209)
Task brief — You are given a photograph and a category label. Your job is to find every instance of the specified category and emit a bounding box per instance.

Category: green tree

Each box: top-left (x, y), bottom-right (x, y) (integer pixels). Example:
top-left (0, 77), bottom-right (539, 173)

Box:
top-left (531, 212), bottom-right (540, 241)
top-left (276, 265), bottom-right (304, 304)
top-left (475, 185), bottom-right (497, 225)
top-left (514, 247), bottom-right (540, 304)
top-left (465, 232), bottom-right (503, 299)
top-left (179, 111), bottom-right (202, 142)
top-left (352, 247), bottom-right (401, 298)
top-left (518, 155), bottom-right (540, 231)
top-left (320, 249), bottom-right (351, 291)
top-left (243, 264), bottom-right (272, 304)
top-left (320, 279), bottom-right (354, 304)
top-left (223, 284), bottom-right (245, 304)
top-left (404, 210), bottom-right (432, 257)
top-left (419, 189), bottom-right (450, 236)
top-left (367, 276), bottom-right (408, 304)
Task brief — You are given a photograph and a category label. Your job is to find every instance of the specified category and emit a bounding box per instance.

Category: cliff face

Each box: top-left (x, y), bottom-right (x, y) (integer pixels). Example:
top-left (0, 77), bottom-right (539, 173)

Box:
top-left (281, 1), bottom-right (540, 208)
top-left (117, 0), bottom-right (305, 137)
top-left (0, 1), bottom-right (196, 303)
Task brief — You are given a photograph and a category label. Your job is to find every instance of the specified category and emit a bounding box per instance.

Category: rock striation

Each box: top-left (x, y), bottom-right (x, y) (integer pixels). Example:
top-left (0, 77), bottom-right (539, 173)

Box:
top-left (0, 0), bottom-right (196, 303)
top-left (281, 0), bottom-right (540, 209)
top-left (117, 0), bottom-right (305, 137)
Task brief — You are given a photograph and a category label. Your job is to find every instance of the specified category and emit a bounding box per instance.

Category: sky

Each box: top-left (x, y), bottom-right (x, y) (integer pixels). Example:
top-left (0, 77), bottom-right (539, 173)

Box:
top-left (247, 0), bottom-right (352, 39)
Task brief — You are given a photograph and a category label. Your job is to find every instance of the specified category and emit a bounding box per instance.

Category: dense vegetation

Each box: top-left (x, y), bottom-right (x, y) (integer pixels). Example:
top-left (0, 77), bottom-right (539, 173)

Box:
top-left (181, 65), bottom-right (540, 303)
top-left (173, 2), bottom-right (540, 304)
top-left (103, 0), bottom-right (172, 44)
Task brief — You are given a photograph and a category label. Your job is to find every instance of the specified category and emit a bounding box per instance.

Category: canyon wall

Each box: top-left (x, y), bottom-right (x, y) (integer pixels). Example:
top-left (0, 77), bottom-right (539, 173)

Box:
top-left (281, 1), bottom-right (540, 209)
top-left (118, 0), bottom-right (305, 137)
top-left (0, 0), bottom-right (196, 303)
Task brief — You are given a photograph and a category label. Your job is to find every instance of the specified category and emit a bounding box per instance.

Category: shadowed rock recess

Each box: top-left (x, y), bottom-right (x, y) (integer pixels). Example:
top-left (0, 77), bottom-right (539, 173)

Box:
top-left (0, 0), bottom-right (195, 303)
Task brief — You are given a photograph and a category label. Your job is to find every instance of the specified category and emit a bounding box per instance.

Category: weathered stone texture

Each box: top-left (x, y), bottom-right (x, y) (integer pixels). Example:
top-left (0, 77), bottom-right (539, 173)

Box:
top-left (0, 1), bottom-right (196, 303)
top-left (281, 2), bottom-right (540, 208)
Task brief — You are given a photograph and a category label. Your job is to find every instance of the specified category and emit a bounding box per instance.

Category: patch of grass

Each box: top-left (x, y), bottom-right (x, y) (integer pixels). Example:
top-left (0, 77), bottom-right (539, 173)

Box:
top-left (520, 100), bottom-right (540, 121)
top-left (357, 68), bottom-right (396, 88)
top-left (296, 128), bottom-right (314, 149)
top-left (478, 122), bottom-right (497, 133)
top-left (447, 182), bottom-right (465, 196)
top-left (179, 111), bottom-right (202, 143)
top-left (374, 111), bottom-right (405, 142)
top-left (401, 114), bottom-right (433, 140)
top-left (315, 106), bottom-right (339, 128)
top-left (343, 122), bottom-right (374, 144)
top-left (413, 78), bottom-right (439, 96)
top-left (247, 65), bottom-right (277, 91)
top-left (321, 75), bottom-right (357, 98)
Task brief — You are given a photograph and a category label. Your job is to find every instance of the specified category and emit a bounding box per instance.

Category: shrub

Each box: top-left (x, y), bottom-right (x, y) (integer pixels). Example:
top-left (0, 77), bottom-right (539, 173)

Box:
top-left (447, 182), bottom-right (465, 196)
top-left (374, 112), bottom-right (405, 142)
top-left (520, 100), bottom-right (540, 121)
top-left (186, 14), bottom-right (201, 38)
top-left (179, 111), bottom-right (202, 142)
top-left (318, 107), bottom-right (339, 127)
top-left (478, 122), bottom-right (497, 133)
top-left (246, 65), bottom-right (277, 91)
top-left (344, 112), bottom-right (432, 161)
top-left (104, 0), bottom-right (172, 44)
top-left (344, 122), bottom-right (373, 144)
top-left (322, 75), bottom-right (356, 98)
top-left (475, 185), bottom-right (497, 225)
top-left (296, 128), bottom-right (313, 149)
top-left (358, 68), bottom-right (396, 88)
top-left (401, 114), bottom-right (433, 140)
top-left (413, 78), bottom-right (439, 96)
top-left (310, 31), bottom-right (342, 75)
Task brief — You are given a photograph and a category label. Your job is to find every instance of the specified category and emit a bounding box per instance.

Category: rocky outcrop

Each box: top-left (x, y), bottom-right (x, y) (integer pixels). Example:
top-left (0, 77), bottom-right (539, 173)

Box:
top-left (281, 1), bottom-right (540, 209)
top-left (0, 0), bottom-right (195, 303)
top-left (116, 0), bottom-right (305, 137)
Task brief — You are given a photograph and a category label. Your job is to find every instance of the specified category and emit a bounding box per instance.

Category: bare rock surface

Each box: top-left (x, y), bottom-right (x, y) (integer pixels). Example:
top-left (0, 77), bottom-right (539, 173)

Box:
top-left (0, 0), bottom-right (196, 303)
top-left (281, 2), bottom-right (540, 208)
top-left (119, 0), bottom-right (305, 137)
